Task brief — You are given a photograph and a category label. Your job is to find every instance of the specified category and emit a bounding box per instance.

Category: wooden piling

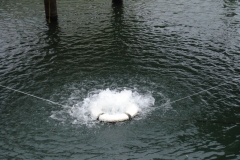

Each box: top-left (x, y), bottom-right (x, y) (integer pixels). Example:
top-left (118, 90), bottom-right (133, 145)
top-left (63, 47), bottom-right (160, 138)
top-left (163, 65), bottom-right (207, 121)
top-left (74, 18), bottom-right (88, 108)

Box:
top-left (112, 0), bottom-right (123, 5)
top-left (44, 0), bottom-right (58, 23)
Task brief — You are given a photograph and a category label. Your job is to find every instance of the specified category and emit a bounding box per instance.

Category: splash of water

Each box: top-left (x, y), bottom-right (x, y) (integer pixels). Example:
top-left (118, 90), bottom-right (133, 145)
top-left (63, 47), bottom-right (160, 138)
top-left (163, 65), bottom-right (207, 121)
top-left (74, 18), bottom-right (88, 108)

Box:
top-left (50, 88), bottom-right (155, 126)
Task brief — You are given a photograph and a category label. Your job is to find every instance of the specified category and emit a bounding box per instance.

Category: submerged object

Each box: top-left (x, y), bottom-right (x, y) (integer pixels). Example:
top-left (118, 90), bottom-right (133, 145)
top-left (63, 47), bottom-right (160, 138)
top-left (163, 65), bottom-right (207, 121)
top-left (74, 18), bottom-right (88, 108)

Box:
top-left (91, 104), bottom-right (138, 122)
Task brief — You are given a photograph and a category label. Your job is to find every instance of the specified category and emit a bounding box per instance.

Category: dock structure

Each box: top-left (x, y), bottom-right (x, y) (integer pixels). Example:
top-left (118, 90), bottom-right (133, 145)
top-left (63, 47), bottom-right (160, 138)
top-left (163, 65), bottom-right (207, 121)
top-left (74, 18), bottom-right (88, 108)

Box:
top-left (44, 0), bottom-right (123, 23)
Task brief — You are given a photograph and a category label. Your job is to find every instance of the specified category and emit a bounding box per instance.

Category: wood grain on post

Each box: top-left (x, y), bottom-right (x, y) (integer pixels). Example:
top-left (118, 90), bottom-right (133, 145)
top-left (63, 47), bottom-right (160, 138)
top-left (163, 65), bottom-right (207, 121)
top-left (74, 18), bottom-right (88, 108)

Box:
top-left (44, 0), bottom-right (58, 22)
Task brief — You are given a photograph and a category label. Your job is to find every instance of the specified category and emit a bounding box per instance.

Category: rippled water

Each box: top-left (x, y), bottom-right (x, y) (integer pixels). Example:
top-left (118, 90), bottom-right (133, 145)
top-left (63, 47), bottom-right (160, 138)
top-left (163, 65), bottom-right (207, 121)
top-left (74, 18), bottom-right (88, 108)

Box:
top-left (0, 0), bottom-right (240, 159)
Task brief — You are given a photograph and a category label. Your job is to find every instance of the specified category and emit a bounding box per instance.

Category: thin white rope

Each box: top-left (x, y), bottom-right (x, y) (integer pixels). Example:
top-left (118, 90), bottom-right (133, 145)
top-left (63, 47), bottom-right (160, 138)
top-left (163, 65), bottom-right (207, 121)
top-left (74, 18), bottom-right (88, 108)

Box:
top-left (0, 84), bottom-right (68, 108)
top-left (162, 82), bottom-right (226, 106)
top-left (0, 81), bottom-right (228, 108)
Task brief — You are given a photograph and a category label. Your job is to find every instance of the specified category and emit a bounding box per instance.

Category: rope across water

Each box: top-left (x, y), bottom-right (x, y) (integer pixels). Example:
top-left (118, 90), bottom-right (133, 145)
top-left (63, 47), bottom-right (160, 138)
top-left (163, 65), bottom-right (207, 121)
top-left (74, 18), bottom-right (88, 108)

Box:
top-left (0, 80), bottom-right (238, 124)
top-left (0, 84), bottom-right (68, 108)
top-left (0, 82), bottom-right (226, 108)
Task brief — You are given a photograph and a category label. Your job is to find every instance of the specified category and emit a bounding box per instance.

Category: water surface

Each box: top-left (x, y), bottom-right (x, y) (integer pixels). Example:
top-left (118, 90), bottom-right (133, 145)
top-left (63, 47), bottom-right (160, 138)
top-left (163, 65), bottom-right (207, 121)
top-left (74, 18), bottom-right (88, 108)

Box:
top-left (0, 0), bottom-right (240, 159)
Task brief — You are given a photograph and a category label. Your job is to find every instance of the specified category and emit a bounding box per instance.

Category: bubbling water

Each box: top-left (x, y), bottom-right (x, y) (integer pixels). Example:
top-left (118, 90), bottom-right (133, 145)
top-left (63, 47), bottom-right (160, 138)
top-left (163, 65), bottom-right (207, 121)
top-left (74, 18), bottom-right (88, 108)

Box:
top-left (50, 88), bottom-right (155, 126)
top-left (90, 89), bottom-right (141, 115)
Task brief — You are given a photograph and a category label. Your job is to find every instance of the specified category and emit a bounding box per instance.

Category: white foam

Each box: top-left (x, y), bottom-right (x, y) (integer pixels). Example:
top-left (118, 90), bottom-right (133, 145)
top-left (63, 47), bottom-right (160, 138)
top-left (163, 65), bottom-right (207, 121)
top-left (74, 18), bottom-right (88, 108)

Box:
top-left (50, 88), bottom-right (155, 126)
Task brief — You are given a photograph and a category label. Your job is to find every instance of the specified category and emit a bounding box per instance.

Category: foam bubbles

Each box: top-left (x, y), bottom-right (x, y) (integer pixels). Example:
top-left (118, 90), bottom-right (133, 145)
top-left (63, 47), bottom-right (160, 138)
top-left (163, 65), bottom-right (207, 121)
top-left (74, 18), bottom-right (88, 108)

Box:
top-left (50, 88), bottom-right (155, 126)
top-left (90, 89), bottom-right (138, 115)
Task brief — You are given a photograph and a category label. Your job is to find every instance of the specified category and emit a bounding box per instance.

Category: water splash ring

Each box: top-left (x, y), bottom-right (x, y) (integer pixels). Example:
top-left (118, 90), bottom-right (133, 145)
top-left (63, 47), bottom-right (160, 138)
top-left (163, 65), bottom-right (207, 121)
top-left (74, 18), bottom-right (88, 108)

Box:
top-left (90, 104), bottom-right (138, 122)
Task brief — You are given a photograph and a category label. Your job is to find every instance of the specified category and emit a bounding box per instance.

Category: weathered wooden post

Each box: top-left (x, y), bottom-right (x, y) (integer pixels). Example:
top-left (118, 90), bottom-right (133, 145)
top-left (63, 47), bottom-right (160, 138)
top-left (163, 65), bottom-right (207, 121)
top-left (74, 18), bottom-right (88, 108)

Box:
top-left (44, 0), bottom-right (58, 23)
top-left (112, 0), bottom-right (123, 5)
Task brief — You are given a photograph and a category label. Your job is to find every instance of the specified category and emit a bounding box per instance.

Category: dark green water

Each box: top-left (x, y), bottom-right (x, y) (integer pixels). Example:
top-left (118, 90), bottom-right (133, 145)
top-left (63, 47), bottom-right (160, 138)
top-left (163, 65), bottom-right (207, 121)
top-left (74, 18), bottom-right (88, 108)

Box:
top-left (0, 0), bottom-right (240, 159)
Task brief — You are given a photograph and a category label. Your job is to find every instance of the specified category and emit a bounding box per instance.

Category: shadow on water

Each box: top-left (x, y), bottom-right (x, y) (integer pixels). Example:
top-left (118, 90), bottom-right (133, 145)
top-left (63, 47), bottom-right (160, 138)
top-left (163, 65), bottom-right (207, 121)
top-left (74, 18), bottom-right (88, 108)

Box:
top-left (45, 21), bottom-right (61, 49)
top-left (38, 21), bottom-right (62, 67)
top-left (111, 0), bottom-right (124, 38)
top-left (111, 0), bottom-right (134, 57)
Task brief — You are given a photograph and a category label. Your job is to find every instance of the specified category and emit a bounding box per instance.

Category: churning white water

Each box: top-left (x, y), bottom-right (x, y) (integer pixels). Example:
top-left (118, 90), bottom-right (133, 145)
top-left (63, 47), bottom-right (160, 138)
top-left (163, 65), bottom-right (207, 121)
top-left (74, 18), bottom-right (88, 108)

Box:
top-left (50, 88), bottom-right (155, 126)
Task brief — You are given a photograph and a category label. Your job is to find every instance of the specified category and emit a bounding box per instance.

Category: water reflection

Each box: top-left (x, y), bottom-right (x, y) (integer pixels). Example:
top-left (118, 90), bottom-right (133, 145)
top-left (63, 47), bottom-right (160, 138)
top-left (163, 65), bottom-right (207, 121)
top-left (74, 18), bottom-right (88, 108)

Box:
top-left (110, 0), bottom-right (126, 56)
top-left (45, 21), bottom-right (61, 49)
top-left (111, 0), bottom-right (124, 34)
